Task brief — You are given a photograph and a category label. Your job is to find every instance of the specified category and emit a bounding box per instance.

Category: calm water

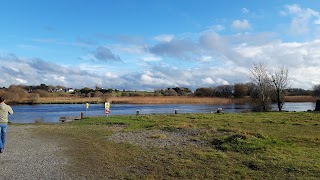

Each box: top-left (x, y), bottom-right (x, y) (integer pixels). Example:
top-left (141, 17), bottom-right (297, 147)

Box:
top-left (9, 102), bottom-right (316, 123)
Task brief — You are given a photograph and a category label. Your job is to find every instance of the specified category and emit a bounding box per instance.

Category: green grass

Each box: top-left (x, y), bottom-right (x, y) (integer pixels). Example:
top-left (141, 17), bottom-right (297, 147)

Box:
top-left (36, 112), bottom-right (320, 179)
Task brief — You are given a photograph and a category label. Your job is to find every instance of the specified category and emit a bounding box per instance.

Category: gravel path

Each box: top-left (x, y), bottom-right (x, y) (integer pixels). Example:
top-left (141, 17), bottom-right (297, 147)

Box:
top-left (0, 125), bottom-right (70, 179)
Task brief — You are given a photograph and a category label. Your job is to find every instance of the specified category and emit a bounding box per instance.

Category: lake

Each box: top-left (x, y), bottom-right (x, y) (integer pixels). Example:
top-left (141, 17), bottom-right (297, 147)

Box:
top-left (9, 102), bottom-right (316, 123)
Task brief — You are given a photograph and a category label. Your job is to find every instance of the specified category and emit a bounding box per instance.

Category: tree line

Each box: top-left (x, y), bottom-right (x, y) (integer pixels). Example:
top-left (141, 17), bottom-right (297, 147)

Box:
top-left (0, 82), bottom-right (319, 99)
top-left (1, 64), bottom-right (320, 112)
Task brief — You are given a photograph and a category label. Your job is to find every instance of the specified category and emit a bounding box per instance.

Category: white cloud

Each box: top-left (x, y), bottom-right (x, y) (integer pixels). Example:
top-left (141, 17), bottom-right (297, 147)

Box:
top-left (202, 77), bottom-right (215, 84)
top-left (286, 4), bottom-right (302, 14)
top-left (141, 55), bottom-right (162, 62)
top-left (149, 38), bottom-right (199, 60)
top-left (231, 19), bottom-right (251, 30)
top-left (154, 34), bottom-right (175, 42)
top-left (105, 72), bottom-right (119, 79)
top-left (15, 78), bottom-right (27, 84)
top-left (140, 74), bottom-right (173, 87)
top-left (281, 4), bottom-right (320, 35)
top-left (216, 78), bottom-right (230, 85)
top-left (242, 8), bottom-right (249, 14)
top-left (210, 24), bottom-right (225, 32)
top-left (113, 44), bottom-right (147, 54)
top-left (196, 56), bottom-right (213, 62)
top-left (314, 19), bottom-right (320, 25)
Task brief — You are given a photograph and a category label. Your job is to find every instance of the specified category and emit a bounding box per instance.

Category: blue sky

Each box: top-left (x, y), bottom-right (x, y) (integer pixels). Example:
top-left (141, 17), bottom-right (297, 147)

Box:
top-left (1, 0), bottom-right (320, 90)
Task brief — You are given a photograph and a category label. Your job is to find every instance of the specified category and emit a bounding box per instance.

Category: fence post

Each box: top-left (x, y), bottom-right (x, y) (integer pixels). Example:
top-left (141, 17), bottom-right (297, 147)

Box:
top-left (315, 100), bottom-right (320, 111)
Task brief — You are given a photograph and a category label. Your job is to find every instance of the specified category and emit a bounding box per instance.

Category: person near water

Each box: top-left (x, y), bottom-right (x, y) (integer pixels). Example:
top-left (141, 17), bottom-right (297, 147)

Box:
top-left (104, 100), bottom-right (110, 114)
top-left (0, 96), bottom-right (13, 153)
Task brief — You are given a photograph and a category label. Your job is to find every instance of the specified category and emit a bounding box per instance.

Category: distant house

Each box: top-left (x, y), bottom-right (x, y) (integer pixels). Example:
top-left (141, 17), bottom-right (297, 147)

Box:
top-left (65, 88), bottom-right (75, 93)
top-left (54, 88), bottom-right (64, 92)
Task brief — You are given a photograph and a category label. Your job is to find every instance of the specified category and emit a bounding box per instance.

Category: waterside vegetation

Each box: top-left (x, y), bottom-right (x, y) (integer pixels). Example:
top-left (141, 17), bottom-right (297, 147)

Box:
top-left (0, 84), bottom-right (318, 105)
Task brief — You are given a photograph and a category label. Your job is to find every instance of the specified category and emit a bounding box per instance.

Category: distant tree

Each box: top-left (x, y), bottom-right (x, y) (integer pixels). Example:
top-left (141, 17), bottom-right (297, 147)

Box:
top-left (28, 93), bottom-right (40, 104)
top-left (194, 87), bottom-right (215, 97)
top-left (7, 85), bottom-right (28, 101)
top-left (172, 87), bottom-right (192, 96)
top-left (121, 92), bottom-right (129, 96)
top-left (286, 88), bottom-right (311, 96)
top-left (95, 85), bottom-right (102, 91)
top-left (106, 88), bottom-right (113, 93)
top-left (39, 84), bottom-right (48, 90)
top-left (249, 63), bottom-right (272, 112)
top-left (47, 85), bottom-right (55, 92)
top-left (163, 88), bottom-right (178, 96)
top-left (313, 85), bottom-right (320, 97)
top-left (233, 83), bottom-right (248, 98)
top-left (129, 92), bottom-right (143, 97)
top-left (101, 93), bottom-right (113, 102)
top-left (154, 89), bottom-right (163, 96)
top-left (33, 89), bottom-right (50, 97)
top-left (215, 85), bottom-right (234, 98)
top-left (270, 66), bottom-right (289, 111)
top-left (93, 91), bottom-right (103, 97)
top-left (80, 87), bottom-right (93, 97)
top-left (245, 82), bottom-right (256, 96)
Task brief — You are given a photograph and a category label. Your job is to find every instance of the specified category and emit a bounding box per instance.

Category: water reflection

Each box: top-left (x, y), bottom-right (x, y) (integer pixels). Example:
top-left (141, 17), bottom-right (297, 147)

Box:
top-left (10, 102), bottom-right (316, 123)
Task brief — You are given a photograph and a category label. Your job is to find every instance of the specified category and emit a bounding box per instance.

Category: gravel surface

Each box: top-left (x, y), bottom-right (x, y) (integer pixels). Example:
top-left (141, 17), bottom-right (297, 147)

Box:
top-left (108, 128), bottom-right (208, 149)
top-left (0, 125), bottom-right (70, 179)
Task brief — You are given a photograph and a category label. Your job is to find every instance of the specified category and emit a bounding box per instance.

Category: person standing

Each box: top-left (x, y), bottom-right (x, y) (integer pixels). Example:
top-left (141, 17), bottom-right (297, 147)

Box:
top-left (0, 96), bottom-right (13, 153)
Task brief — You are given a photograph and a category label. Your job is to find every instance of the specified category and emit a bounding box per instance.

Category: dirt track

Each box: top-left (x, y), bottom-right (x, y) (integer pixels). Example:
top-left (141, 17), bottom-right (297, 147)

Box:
top-left (0, 125), bottom-right (70, 179)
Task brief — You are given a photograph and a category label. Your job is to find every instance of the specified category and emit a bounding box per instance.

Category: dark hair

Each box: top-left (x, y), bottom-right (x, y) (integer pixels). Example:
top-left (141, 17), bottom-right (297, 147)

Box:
top-left (0, 97), bottom-right (4, 103)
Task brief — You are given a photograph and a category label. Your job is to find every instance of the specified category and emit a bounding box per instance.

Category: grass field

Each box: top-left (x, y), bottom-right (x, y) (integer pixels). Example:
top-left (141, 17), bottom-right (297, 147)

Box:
top-left (34, 112), bottom-right (320, 179)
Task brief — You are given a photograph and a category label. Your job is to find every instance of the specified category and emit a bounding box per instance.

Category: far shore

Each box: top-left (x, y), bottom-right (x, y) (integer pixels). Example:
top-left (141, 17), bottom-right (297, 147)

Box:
top-left (7, 95), bottom-right (318, 105)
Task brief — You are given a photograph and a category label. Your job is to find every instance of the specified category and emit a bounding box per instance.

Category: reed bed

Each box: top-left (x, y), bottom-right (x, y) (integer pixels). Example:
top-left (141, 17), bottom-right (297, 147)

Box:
top-left (13, 95), bottom-right (317, 104)
top-left (109, 96), bottom-right (239, 104)
top-left (284, 96), bottom-right (317, 102)
top-left (16, 96), bottom-right (243, 104)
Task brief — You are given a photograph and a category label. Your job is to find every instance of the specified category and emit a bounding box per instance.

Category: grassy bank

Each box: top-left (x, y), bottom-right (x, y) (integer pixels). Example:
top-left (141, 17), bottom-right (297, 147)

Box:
top-left (34, 112), bottom-right (320, 179)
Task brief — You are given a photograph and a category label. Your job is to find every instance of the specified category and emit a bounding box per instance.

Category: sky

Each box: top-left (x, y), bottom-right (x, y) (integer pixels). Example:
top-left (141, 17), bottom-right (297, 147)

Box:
top-left (1, 0), bottom-right (320, 91)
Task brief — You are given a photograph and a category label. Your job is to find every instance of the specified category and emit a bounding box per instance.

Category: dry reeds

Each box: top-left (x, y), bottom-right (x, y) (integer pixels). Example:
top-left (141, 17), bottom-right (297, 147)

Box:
top-left (11, 95), bottom-right (317, 104)
top-left (284, 96), bottom-right (317, 102)
top-left (110, 96), bottom-right (235, 104)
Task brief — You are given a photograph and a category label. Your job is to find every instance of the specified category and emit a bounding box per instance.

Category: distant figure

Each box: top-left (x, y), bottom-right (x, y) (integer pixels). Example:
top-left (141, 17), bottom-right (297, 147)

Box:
top-left (104, 101), bottom-right (110, 115)
top-left (0, 96), bottom-right (13, 153)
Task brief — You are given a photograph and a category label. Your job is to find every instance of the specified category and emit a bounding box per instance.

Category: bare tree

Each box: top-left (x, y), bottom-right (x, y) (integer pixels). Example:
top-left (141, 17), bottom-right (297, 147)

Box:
top-left (249, 63), bottom-right (272, 111)
top-left (270, 67), bottom-right (289, 111)
top-left (313, 84), bottom-right (320, 97)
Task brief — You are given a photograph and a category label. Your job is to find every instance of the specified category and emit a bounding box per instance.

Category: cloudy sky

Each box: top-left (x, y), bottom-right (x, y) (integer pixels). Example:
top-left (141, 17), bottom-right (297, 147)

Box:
top-left (1, 0), bottom-right (320, 91)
